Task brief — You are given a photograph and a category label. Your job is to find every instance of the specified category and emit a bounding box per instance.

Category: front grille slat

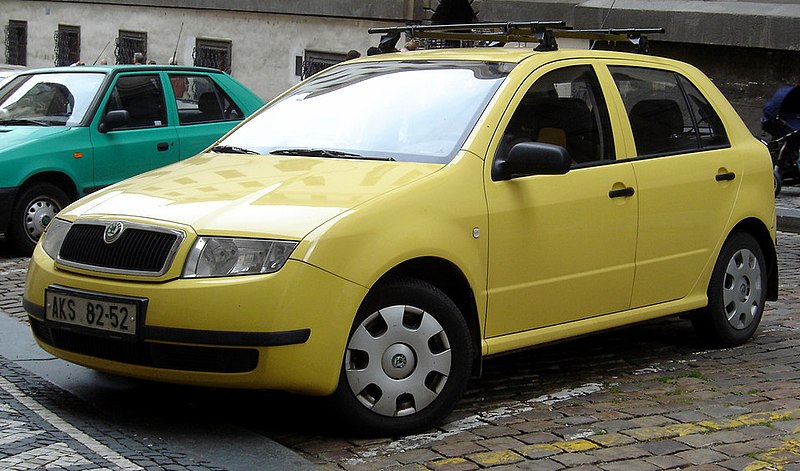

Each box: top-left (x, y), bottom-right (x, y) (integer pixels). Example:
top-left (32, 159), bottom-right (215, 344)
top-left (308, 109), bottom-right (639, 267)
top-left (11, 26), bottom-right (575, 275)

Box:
top-left (58, 221), bottom-right (183, 276)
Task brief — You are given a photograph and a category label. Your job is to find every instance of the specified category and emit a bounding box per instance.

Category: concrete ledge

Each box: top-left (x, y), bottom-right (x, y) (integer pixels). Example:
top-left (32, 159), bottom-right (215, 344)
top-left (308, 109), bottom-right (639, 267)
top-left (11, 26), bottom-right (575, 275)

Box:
top-left (778, 208), bottom-right (800, 234)
top-left (475, 0), bottom-right (800, 51)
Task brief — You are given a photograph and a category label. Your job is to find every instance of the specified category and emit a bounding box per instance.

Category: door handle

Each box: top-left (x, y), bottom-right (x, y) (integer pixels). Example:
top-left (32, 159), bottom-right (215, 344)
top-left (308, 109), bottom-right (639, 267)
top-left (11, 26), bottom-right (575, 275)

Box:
top-left (157, 142), bottom-right (170, 152)
top-left (608, 187), bottom-right (635, 199)
top-left (716, 172), bottom-right (736, 182)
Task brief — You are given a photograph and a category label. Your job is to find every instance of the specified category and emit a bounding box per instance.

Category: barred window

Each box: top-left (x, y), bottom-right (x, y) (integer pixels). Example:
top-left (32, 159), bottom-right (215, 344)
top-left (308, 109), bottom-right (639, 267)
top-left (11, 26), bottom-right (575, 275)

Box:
top-left (115, 30), bottom-right (147, 65)
top-left (298, 50), bottom-right (346, 80)
top-left (5, 20), bottom-right (27, 66)
top-left (54, 25), bottom-right (80, 66)
top-left (193, 39), bottom-right (231, 73)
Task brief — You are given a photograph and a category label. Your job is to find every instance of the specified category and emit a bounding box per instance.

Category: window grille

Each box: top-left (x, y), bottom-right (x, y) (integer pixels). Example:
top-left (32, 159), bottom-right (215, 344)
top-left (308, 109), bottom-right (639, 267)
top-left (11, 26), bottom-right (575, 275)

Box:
top-left (4, 20), bottom-right (27, 65)
top-left (54, 25), bottom-right (80, 66)
top-left (193, 39), bottom-right (231, 73)
top-left (115, 30), bottom-right (147, 64)
top-left (300, 51), bottom-right (346, 80)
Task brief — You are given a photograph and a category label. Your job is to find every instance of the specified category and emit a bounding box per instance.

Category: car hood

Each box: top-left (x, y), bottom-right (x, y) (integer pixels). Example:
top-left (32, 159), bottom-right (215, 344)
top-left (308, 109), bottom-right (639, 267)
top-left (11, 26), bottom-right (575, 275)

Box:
top-left (0, 126), bottom-right (72, 152)
top-left (62, 152), bottom-right (442, 240)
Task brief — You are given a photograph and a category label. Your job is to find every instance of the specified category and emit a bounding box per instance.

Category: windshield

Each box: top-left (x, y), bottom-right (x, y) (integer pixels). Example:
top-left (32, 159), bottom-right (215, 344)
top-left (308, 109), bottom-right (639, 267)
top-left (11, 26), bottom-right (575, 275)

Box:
top-left (217, 61), bottom-right (511, 164)
top-left (0, 72), bottom-right (105, 126)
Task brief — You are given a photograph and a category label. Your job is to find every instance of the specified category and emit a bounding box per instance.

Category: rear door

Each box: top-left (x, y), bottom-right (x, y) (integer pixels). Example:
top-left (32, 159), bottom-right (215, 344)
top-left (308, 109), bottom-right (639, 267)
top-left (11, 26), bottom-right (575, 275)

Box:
top-left (606, 64), bottom-right (741, 307)
top-left (167, 73), bottom-right (248, 157)
top-left (90, 72), bottom-right (179, 190)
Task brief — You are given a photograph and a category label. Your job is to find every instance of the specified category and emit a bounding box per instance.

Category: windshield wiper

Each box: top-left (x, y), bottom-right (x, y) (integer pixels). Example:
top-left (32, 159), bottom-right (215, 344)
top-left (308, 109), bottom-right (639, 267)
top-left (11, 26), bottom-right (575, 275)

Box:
top-left (0, 118), bottom-right (49, 127)
top-left (270, 148), bottom-right (395, 161)
top-left (210, 145), bottom-right (260, 154)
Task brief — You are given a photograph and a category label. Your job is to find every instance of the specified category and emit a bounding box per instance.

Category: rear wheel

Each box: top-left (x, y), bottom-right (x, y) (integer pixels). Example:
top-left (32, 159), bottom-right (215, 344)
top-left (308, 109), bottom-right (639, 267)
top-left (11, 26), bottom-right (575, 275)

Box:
top-left (7, 183), bottom-right (70, 254)
top-left (692, 232), bottom-right (766, 347)
top-left (332, 277), bottom-right (473, 436)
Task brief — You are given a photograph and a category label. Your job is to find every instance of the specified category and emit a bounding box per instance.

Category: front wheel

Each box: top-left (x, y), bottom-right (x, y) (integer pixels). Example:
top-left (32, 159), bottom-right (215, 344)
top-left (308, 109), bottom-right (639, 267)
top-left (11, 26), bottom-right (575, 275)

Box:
top-left (7, 183), bottom-right (71, 254)
top-left (692, 232), bottom-right (767, 347)
top-left (331, 277), bottom-right (473, 436)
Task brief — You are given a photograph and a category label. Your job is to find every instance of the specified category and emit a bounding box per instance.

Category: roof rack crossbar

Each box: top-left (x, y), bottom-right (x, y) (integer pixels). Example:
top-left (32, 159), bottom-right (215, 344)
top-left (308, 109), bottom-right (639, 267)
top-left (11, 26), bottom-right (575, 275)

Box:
top-left (368, 22), bottom-right (664, 54)
top-left (367, 21), bottom-right (567, 36)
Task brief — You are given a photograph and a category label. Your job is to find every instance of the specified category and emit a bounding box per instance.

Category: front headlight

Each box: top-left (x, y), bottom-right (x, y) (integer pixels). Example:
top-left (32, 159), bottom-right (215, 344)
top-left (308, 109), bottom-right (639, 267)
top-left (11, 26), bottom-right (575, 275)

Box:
top-left (40, 218), bottom-right (72, 260)
top-left (182, 237), bottom-right (298, 278)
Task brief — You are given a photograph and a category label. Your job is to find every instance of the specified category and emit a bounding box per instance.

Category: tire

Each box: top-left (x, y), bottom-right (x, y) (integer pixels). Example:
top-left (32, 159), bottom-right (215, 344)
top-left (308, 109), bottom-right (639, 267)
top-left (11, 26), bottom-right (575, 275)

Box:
top-left (331, 277), bottom-right (473, 436)
top-left (7, 183), bottom-right (71, 255)
top-left (692, 232), bottom-right (767, 347)
top-left (774, 166), bottom-right (782, 196)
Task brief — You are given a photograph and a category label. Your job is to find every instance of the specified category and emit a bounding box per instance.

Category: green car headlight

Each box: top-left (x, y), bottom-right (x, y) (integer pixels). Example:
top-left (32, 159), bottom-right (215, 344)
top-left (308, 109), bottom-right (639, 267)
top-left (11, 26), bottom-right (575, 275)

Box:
top-left (40, 218), bottom-right (72, 260)
top-left (182, 237), bottom-right (298, 278)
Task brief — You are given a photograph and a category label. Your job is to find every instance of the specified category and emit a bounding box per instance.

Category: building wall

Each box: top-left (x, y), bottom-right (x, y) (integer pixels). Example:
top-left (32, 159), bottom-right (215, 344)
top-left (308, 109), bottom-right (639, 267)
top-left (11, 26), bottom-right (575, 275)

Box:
top-left (0, 0), bottom-right (405, 100)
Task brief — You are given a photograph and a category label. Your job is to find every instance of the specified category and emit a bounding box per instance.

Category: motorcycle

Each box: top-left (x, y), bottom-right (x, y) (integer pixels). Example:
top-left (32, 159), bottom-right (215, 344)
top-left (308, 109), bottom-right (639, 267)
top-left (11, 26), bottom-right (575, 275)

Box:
top-left (762, 85), bottom-right (800, 196)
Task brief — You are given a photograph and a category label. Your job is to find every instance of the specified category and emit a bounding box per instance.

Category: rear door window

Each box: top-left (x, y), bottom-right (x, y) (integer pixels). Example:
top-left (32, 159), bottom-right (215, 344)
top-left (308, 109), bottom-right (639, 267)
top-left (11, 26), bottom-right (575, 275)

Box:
top-left (609, 66), bottom-right (728, 157)
top-left (169, 74), bottom-right (244, 125)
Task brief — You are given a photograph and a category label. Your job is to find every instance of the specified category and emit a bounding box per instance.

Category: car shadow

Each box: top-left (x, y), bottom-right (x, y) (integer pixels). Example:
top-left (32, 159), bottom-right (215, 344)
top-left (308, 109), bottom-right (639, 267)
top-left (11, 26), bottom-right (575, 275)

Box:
top-left (98, 316), bottom-right (708, 440)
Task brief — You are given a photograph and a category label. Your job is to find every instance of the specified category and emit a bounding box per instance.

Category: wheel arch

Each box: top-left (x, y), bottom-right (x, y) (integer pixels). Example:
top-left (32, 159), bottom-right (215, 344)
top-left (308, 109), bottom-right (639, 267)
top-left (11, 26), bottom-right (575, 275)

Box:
top-left (729, 217), bottom-right (778, 301)
top-left (17, 172), bottom-right (80, 202)
top-left (375, 257), bottom-right (483, 373)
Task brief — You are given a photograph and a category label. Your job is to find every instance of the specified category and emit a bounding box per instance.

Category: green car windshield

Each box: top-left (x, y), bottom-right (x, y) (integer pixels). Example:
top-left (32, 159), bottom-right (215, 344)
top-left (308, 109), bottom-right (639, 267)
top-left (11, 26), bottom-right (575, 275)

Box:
top-left (0, 72), bottom-right (105, 126)
top-left (217, 61), bottom-right (512, 164)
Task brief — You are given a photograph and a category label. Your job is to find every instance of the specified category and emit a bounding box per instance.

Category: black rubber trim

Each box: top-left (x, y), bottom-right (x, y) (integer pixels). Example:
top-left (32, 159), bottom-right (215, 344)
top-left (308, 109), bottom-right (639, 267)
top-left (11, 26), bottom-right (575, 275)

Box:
top-left (23, 297), bottom-right (45, 320)
top-left (24, 298), bottom-right (310, 347)
top-left (144, 325), bottom-right (311, 347)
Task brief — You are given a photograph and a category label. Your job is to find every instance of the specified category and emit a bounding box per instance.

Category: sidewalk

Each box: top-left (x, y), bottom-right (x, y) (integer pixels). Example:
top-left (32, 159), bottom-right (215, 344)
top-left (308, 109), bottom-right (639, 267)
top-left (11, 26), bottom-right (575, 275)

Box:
top-left (0, 312), bottom-right (318, 470)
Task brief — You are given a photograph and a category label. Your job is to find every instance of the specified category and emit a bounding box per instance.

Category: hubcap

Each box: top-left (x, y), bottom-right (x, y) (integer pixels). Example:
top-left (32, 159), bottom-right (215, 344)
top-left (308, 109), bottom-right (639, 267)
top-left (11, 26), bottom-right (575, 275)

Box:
top-left (345, 305), bottom-right (452, 417)
top-left (25, 197), bottom-right (60, 242)
top-left (722, 248), bottom-right (762, 330)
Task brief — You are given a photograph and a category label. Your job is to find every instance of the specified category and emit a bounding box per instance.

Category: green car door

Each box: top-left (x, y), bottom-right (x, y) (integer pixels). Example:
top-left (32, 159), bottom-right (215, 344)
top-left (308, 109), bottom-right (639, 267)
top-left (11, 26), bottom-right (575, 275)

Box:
top-left (89, 72), bottom-right (180, 191)
top-left (166, 72), bottom-right (259, 157)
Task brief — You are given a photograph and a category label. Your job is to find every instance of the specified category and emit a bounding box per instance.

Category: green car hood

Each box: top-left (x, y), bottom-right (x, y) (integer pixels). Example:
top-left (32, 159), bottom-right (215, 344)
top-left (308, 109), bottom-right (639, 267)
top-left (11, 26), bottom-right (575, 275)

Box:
top-left (0, 126), bottom-right (73, 153)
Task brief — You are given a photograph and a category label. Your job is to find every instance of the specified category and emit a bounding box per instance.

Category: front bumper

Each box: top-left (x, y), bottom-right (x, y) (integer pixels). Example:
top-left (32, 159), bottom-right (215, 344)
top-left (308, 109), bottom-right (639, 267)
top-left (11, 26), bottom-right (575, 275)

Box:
top-left (24, 246), bottom-right (367, 395)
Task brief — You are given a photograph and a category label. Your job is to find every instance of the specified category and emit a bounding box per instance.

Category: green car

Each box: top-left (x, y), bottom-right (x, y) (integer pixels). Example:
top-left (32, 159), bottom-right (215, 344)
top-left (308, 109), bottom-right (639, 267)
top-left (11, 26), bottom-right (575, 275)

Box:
top-left (0, 65), bottom-right (264, 253)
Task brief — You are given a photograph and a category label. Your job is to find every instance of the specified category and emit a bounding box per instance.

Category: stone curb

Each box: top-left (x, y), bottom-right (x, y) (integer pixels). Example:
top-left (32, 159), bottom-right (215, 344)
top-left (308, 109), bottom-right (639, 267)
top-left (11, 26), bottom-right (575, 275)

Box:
top-left (777, 207), bottom-right (800, 234)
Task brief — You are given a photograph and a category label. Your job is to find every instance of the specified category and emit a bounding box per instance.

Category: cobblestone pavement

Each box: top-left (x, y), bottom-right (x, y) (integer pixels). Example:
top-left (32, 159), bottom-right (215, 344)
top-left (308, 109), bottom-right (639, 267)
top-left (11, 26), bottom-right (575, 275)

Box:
top-left (1, 189), bottom-right (800, 470)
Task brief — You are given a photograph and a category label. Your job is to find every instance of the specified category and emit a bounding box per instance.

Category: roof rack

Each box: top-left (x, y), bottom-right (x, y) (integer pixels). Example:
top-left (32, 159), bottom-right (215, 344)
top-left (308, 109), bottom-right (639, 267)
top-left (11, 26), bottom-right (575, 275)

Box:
top-left (368, 21), bottom-right (665, 54)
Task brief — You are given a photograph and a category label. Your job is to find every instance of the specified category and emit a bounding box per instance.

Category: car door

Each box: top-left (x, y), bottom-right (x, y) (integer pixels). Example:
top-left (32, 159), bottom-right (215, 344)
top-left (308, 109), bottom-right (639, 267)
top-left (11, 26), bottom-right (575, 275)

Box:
top-left (606, 65), bottom-right (742, 307)
top-left (484, 62), bottom-right (638, 338)
top-left (90, 72), bottom-right (179, 191)
top-left (167, 73), bottom-right (248, 158)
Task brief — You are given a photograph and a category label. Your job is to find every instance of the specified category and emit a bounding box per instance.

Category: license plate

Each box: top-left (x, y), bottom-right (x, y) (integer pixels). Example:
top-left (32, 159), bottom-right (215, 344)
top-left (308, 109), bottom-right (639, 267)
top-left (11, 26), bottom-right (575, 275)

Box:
top-left (45, 287), bottom-right (142, 338)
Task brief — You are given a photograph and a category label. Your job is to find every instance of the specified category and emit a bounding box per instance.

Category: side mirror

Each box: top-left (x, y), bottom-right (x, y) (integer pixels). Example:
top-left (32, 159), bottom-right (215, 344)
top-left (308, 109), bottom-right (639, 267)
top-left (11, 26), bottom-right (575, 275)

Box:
top-left (492, 142), bottom-right (571, 181)
top-left (98, 109), bottom-right (129, 133)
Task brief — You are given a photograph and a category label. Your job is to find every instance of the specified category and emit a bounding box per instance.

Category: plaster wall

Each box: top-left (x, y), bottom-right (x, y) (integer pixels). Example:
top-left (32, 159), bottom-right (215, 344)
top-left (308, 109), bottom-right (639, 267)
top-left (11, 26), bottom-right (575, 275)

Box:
top-left (1, 0), bottom-right (398, 100)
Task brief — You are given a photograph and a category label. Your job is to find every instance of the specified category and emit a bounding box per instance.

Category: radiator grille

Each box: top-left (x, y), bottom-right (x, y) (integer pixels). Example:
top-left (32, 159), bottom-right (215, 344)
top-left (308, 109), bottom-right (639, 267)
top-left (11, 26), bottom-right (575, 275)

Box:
top-left (57, 221), bottom-right (184, 276)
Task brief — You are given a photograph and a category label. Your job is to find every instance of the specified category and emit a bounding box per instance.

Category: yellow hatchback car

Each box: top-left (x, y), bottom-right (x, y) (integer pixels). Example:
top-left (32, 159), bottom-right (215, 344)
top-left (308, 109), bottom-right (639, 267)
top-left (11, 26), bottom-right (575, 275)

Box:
top-left (24, 24), bottom-right (777, 436)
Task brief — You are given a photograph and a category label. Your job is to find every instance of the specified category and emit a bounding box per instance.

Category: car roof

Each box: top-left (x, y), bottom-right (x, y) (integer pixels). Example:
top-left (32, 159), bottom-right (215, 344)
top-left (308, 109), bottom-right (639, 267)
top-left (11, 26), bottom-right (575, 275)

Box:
top-left (13, 64), bottom-right (226, 76)
top-left (350, 46), bottom-right (680, 68)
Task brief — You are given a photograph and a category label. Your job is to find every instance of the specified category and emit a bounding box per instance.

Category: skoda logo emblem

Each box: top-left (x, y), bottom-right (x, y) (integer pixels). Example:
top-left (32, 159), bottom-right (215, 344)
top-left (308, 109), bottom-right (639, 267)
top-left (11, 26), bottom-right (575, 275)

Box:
top-left (392, 354), bottom-right (407, 369)
top-left (103, 222), bottom-right (124, 244)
